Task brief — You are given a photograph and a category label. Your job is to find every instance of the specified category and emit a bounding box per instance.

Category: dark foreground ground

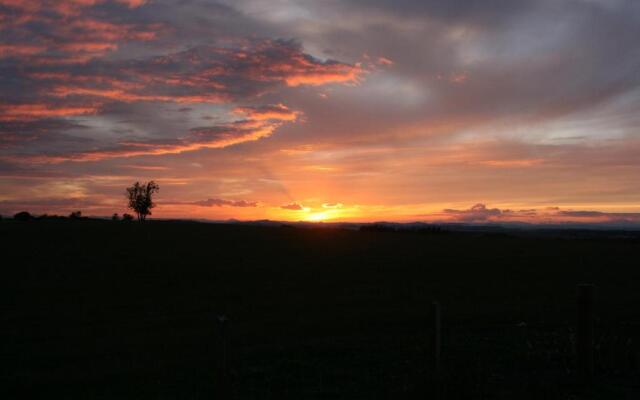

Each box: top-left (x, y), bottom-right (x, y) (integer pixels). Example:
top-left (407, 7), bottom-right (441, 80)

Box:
top-left (1, 219), bottom-right (640, 399)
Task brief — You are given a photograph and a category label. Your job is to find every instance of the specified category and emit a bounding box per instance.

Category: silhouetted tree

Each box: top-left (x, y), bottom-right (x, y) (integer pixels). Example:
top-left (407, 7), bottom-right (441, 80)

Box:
top-left (112, 213), bottom-right (120, 221)
top-left (126, 181), bottom-right (159, 222)
top-left (122, 213), bottom-right (134, 222)
top-left (69, 210), bottom-right (82, 219)
top-left (14, 211), bottom-right (33, 221)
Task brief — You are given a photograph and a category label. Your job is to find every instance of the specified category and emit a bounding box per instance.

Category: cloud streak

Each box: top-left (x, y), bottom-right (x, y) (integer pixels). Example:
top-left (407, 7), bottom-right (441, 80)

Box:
top-left (438, 204), bottom-right (640, 225)
top-left (6, 104), bottom-right (300, 162)
top-left (185, 198), bottom-right (258, 208)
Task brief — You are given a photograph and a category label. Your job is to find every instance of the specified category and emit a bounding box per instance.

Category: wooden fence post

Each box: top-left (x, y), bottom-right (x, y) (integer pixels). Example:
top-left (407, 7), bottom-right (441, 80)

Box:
top-left (214, 314), bottom-right (231, 397)
top-left (218, 315), bottom-right (229, 375)
top-left (432, 301), bottom-right (442, 375)
top-left (577, 284), bottom-right (595, 381)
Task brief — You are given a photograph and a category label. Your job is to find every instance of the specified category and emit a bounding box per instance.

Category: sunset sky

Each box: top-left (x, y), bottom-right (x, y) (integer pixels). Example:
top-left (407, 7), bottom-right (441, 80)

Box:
top-left (1, 0), bottom-right (639, 224)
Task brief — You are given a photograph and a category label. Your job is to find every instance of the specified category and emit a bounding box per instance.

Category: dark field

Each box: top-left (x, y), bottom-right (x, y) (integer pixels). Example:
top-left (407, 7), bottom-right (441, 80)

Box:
top-left (2, 220), bottom-right (640, 399)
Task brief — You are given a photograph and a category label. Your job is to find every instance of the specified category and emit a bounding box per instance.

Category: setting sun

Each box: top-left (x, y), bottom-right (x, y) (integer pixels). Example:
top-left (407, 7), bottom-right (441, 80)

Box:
top-left (305, 211), bottom-right (331, 222)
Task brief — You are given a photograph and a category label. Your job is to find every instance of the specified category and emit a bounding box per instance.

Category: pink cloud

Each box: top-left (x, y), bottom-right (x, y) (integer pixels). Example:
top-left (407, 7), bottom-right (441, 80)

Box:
top-left (280, 202), bottom-right (305, 210)
top-left (8, 40), bottom-right (362, 123)
top-left (0, 1), bottom-right (163, 65)
top-left (233, 104), bottom-right (300, 121)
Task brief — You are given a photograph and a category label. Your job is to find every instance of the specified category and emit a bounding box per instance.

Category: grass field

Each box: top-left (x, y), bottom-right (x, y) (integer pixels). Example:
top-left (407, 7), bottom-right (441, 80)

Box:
top-left (2, 219), bottom-right (640, 399)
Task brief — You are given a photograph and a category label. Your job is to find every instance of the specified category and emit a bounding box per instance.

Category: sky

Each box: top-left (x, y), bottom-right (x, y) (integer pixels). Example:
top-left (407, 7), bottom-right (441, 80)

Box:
top-left (1, 0), bottom-right (640, 224)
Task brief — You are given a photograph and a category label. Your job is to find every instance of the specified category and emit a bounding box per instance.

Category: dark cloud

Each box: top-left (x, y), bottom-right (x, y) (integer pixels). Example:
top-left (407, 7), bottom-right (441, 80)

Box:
top-left (5, 105), bottom-right (297, 162)
top-left (342, 0), bottom-right (532, 26)
top-left (0, 119), bottom-right (91, 148)
top-left (287, 0), bottom-right (640, 141)
top-left (557, 210), bottom-right (640, 223)
top-left (504, 209), bottom-right (537, 217)
top-left (555, 210), bottom-right (640, 222)
top-left (558, 210), bottom-right (605, 218)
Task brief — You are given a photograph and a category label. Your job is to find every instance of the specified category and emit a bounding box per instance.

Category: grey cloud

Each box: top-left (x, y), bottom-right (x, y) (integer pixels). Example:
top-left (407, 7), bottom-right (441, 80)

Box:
top-left (190, 198), bottom-right (258, 207)
top-left (558, 210), bottom-right (605, 217)
top-left (342, 0), bottom-right (533, 27)
top-left (443, 203), bottom-right (503, 222)
top-left (555, 209), bottom-right (640, 223)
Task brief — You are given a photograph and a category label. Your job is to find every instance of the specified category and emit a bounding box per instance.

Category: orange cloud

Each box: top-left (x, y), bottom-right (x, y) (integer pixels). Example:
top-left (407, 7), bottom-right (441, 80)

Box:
top-left (239, 41), bottom-right (364, 86)
top-left (0, 103), bottom-right (99, 121)
top-left (49, 86), bottom-right (228, 104)
top-left (233, 104), bottom-right (300, 121)
top-left (479, 159), bottom-right (545, 167)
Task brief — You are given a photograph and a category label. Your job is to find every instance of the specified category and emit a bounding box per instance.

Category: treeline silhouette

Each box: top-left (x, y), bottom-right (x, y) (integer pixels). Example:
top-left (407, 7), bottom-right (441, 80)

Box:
top-left (3, 181), bottom-right (158, 223)
top-left (360, 223), bottom-right (444, 234)
top-left (6, 210), bottom-right (135, 222)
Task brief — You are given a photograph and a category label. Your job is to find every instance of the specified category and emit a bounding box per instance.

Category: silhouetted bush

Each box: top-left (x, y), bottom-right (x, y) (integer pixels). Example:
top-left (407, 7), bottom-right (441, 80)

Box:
top-left (122, 213), bottom-right (134, 221)
top-left (36, 214), bottom-right (68, 220)
top-left (13, 211), bottom-right (33, 221)
top-left (69, 211), bottom-right (82, 219)
top-left (359, 224), bottom-right (398, 233)
top-left (359, 223), bottom-right (444, 234)
top-left (112, 213), bottom-right (120, 221)
top-left (410, 226), bottom-right (444, 234)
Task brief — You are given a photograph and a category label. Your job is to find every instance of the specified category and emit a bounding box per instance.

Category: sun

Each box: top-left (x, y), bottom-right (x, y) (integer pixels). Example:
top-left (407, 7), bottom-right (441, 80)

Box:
top-left (306, 212), bottom-right (329, 222)
top-left (302, 207), bottom-right (354, 222)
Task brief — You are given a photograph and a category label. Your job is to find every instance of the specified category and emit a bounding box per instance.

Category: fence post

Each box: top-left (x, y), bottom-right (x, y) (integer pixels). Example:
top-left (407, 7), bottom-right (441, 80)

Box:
top-left (218, 315), bottom-right (229, 375)
top-left (577, 284), bottom-right (595, 381)
top-left (432, 301), bottom-right (442, 375)
top-left (215, 314), bottom-right (231, 397)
